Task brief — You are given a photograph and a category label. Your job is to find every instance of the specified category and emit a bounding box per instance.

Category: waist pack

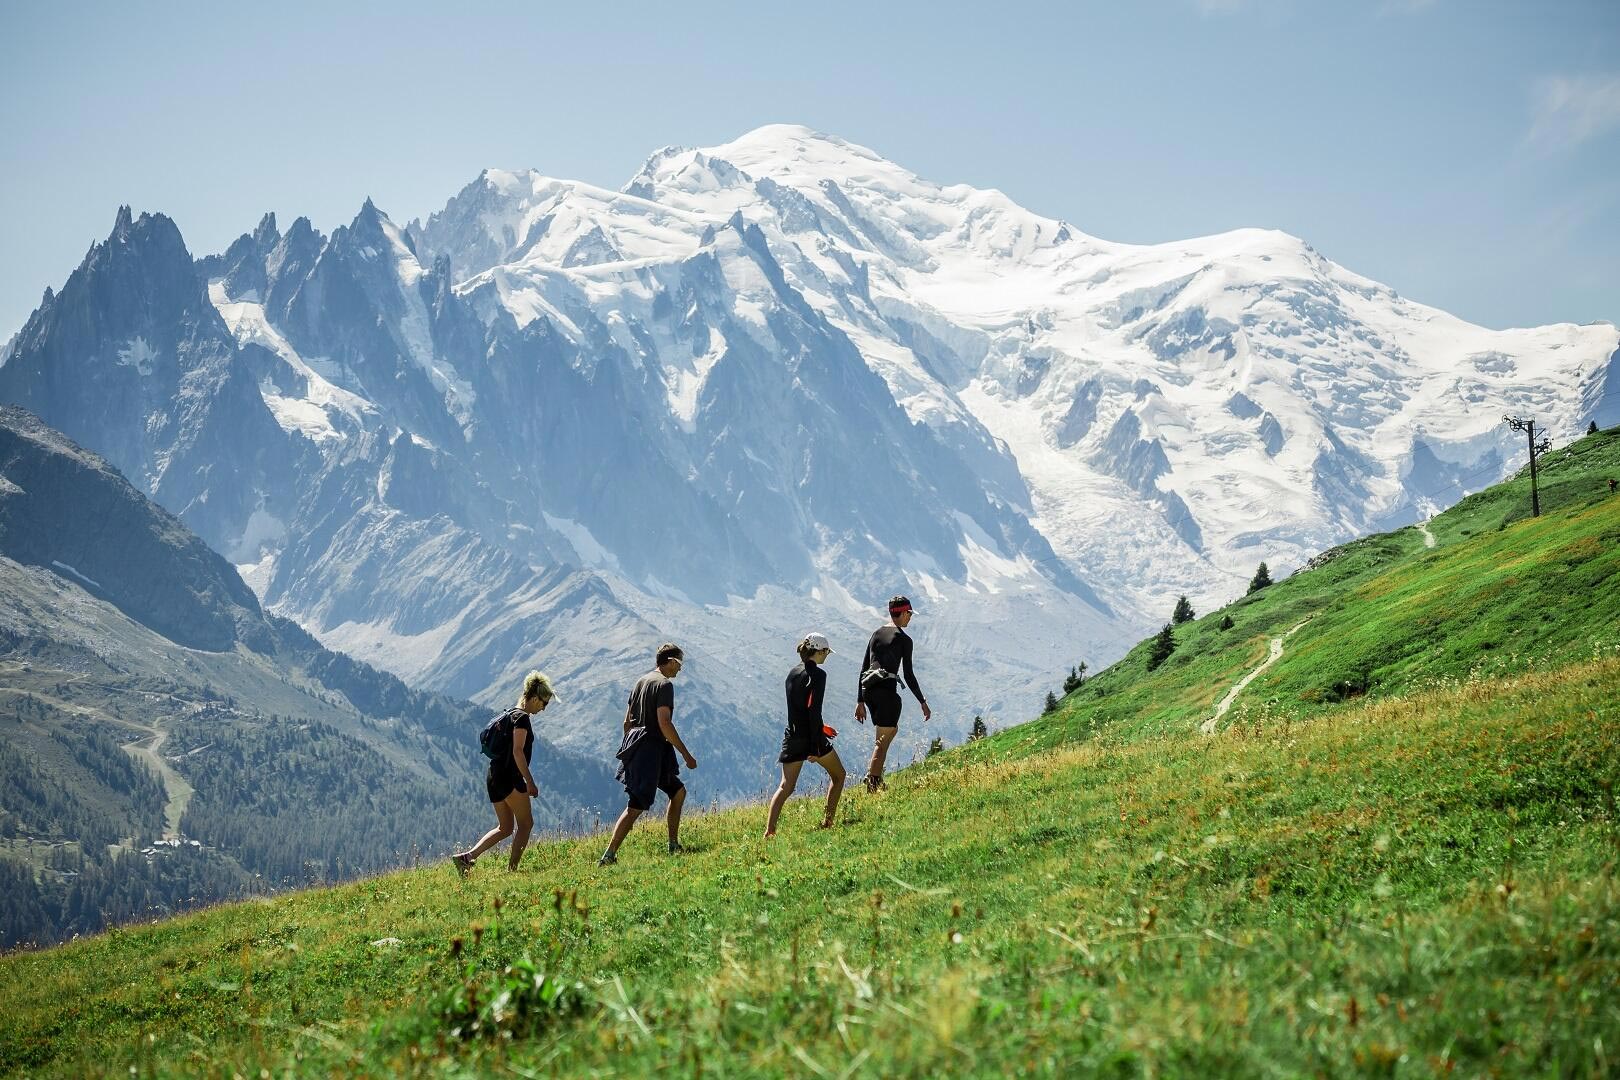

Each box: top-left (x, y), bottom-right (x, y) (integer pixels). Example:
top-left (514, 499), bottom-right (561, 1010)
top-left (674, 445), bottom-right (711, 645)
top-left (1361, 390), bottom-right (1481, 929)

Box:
top-left (860, 666), bottom-right (899, 697)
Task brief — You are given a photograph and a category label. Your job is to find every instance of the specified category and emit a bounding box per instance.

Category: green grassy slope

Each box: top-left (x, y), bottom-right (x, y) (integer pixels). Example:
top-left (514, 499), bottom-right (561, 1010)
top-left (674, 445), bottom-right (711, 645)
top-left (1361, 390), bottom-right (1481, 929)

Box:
top-left (1, 431), bottom-right (1617, 1077)
top-left (1002, 427), bottom-right (1620, 753)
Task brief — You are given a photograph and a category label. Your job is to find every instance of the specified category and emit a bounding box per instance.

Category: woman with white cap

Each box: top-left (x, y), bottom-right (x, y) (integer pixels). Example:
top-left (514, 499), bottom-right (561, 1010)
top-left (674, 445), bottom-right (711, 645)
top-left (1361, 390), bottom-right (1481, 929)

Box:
top-left (764, 633), bottom-right (846, 837)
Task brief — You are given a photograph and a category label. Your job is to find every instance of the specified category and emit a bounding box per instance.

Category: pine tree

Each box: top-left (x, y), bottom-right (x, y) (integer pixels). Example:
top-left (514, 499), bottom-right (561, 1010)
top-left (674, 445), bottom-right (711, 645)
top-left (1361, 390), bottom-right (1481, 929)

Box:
top-left (1589, 420), bottom-right (1600, 435)
top-left (1147, 623), bottom-right (1176, 671)
top-left (926, 736), bottom-right (945, 757)
top-left (1219, 614), bottom-right (1234, 630)
top-left (1247, 561), bottom-right (1273, 595)
top-left (1172, 595), bottom-right (1195, 624)
top-left (1043, 690), bottom-right (1060, 714)
top-left (969, 715), bottom-right (989, 741)
top-left (1062, 662), bottom-right (1088, 694)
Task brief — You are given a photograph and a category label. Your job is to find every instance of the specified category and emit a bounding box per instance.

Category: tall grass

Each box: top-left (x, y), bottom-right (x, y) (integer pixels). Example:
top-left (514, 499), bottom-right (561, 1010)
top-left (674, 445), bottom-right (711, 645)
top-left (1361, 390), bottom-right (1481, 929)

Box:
top-left (4, 428), bottom-right (1616, 1077)
top-left (2, 657), bottom-right (1615, 1076)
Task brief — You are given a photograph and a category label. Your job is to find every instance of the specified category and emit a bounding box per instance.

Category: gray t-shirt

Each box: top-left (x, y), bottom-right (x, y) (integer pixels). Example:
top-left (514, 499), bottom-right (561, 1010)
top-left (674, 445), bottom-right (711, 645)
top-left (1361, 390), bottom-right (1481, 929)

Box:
top-left (626, 670), bottom-right (675, 744)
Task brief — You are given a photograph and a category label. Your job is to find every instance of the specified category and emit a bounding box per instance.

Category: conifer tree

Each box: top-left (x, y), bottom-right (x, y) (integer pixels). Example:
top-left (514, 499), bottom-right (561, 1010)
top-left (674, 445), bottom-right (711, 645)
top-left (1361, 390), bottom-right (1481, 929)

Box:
top-left (1172, 595), bottom-right (1195, 624)
top-left (1247, 561), bottom-right (1273, 595)
top-left (1043, 690), bottom-right (1060, 714)
top-left (1147, 623), bottom-right (1176, 671)
top-left (1062, 662), bottom-right (1088, 694)
top-left (1589, 420), bottom-right (1600, 435)
top-left (969, 715), bottom-right (989, 740)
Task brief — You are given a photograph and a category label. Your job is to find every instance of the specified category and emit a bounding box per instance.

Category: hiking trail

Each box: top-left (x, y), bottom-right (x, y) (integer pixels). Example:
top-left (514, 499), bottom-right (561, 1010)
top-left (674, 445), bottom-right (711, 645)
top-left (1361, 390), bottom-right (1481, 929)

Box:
top-left (1418, 519), bottom-right (1436, 549)
top-left (1201, 619), bottom-right (1311, 734)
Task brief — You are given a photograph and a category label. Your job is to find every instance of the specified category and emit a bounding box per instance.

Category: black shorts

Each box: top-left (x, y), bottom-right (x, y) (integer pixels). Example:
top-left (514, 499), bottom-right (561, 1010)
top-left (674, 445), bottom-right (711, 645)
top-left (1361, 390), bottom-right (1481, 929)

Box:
top-left (486, 765), bottom-right (528, 804)
top-left (778, 727), bottom-right (835, 764)
top-left (866, 689), bottom-right (902, 729)
top-left (616, 740), bottom-right (684, 811)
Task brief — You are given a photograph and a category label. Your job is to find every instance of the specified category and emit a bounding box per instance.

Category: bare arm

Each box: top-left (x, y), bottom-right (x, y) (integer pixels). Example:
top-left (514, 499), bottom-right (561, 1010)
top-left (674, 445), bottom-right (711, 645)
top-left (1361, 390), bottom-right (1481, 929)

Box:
top-left (656, 706), bottom-right (697, 768)
top-left (512, 725), bottom-right (537, 795)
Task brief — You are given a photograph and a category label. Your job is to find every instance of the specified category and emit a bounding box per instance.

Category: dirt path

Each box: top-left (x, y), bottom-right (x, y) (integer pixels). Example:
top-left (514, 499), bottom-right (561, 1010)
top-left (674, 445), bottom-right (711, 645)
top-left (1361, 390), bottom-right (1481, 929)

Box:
top-left (120, 725), bottom-right (194, 840)
top-left (1201, 619), bottom-right (1311, 735)
top-left (1418, 519), bottom-right (1436, 549)
top-left (1, 674), bottom-right (197, 841)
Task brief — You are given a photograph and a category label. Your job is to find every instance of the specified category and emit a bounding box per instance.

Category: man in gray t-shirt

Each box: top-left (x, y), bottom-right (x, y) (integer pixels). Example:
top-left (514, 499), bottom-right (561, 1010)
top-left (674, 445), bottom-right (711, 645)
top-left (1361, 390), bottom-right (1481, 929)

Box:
top-left (599, 643), bottom-right (699, 865)
top-left (625, 671), bottom-right (675, 746)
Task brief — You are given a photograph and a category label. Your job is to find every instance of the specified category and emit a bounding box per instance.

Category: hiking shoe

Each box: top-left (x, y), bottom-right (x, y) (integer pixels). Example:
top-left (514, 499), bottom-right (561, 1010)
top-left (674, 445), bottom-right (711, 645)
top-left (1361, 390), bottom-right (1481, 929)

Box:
top-left (451, 853), bottom-right (473, 879)
top-left (668, 841), bottom-right (684, 855)
top-left (597, 850), bottom-right (617, 867)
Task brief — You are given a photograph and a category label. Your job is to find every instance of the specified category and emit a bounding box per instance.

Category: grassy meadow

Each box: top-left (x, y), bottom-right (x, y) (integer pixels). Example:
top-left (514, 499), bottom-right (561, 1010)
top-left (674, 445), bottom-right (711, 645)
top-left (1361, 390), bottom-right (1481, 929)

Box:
top-left (1, 429), bottom-right (1617, 1077)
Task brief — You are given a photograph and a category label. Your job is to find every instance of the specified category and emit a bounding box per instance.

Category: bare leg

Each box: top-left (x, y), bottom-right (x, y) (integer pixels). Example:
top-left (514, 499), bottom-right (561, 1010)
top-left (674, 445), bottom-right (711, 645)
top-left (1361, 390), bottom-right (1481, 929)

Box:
top-left (666, 786), bottom-right (687, 846)
top-left (506, 790), bottom-right (534, 871)
top-left (765, 761), bottom-right (805, 837)
top-left (604, 805), bottom-right (643, 857)
top-left (457, 801), bottom-right (516, 864)
top-left (865, 726), bottom-right (898, 790)
top-left (817, 750), bottom-right (846, 826)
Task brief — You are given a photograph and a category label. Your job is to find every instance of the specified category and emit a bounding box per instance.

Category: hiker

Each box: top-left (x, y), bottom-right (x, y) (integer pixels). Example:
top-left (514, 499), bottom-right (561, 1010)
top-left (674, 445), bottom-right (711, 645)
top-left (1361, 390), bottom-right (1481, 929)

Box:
top-left (453, 671), bottom-right (556, 875)
top-left (599, 643), bottom-right (698, 866)
top-left (855, 595), bottom-right (930, 791)
top-left (764, 633), bottom-right (847, 838)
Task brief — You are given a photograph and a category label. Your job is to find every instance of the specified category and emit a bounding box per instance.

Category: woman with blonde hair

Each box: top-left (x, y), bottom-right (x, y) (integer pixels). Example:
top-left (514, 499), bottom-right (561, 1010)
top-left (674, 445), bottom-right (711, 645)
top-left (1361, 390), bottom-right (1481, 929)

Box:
top-left (453, 671), bottom-right (555, 875)
top-left (764, 633), bottom-right (846, 838)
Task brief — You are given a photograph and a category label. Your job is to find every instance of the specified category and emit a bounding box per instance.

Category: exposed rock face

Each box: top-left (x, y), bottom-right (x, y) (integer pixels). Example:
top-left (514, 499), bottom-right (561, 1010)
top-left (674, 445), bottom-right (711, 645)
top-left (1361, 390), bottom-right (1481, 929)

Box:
top-left (2, 125), bottom-right (1615, 788)
top-left (0, 405), bottom-right (263, 652)
top-left (0, 405), bottom-right (617, 815)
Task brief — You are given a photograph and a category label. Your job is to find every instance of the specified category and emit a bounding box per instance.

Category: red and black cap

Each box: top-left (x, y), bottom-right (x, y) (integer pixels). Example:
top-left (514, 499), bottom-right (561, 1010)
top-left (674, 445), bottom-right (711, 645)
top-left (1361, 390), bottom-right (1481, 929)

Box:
top-left (888, 595), bottom-right (915, 616)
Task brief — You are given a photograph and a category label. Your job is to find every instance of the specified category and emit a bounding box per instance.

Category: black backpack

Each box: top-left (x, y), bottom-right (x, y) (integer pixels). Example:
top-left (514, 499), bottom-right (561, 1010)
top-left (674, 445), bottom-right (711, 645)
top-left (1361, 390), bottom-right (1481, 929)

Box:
top-left (479, 709), bottom-right (518, 760)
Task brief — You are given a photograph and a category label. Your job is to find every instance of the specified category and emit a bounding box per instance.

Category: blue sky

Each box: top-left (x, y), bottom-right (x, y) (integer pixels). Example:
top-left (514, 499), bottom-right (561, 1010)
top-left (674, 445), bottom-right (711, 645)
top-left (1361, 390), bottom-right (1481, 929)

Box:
top-left (2, 1), bottom-right (1616, 340)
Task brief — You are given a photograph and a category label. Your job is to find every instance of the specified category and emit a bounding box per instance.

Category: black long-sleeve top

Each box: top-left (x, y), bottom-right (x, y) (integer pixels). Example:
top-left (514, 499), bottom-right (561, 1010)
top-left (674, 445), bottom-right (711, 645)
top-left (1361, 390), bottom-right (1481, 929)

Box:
top-left (784, 660), bottom-right (827, 736)
top-left (857, 625), bottom-right (926, 705)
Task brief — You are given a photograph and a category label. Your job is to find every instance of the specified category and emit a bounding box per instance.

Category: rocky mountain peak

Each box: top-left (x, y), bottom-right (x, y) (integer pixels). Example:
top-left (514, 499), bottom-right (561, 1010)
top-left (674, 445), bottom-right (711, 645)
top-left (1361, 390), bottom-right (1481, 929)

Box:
top-left (1, 125), bottom-right (1615, 788)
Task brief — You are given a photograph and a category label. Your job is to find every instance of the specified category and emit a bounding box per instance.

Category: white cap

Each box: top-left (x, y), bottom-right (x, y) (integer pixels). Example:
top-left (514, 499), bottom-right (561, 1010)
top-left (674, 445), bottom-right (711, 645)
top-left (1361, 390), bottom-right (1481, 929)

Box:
top-left (803, 632), bottom-right (832, 653)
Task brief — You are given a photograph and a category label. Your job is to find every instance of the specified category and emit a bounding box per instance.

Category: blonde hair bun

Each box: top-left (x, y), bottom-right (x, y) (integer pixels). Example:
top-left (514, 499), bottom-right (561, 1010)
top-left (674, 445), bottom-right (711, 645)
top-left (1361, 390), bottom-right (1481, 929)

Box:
top-left (520, 670), bottom-right (556, 706)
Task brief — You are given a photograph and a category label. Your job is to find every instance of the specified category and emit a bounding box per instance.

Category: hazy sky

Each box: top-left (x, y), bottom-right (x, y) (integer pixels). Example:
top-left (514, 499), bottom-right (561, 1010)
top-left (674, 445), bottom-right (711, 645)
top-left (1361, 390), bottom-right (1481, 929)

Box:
top-left (3, 1), bottom-right (1616, 341)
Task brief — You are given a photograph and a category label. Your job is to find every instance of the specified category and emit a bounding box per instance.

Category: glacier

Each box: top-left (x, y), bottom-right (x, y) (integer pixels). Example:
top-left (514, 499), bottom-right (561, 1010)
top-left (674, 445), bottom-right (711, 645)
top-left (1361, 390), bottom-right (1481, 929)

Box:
top-left (1, 124), bottom-right (1614, 792)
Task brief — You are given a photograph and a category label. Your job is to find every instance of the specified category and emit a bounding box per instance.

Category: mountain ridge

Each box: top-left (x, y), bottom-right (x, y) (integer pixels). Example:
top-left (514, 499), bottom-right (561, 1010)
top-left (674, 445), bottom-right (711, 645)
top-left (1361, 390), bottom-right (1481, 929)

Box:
top-left (1, 124), bottom-right (1613, 784)
top-left (0, 406), bottom-right (619, 948)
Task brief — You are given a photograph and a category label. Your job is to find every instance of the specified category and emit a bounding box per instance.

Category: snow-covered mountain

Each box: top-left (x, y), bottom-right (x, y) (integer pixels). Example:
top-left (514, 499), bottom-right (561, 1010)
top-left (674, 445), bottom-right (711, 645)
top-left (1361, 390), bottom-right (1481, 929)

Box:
top-left (411, 126), bottom-right (1619, 615)
top-left (3, 125), bottom-right (1615, 786)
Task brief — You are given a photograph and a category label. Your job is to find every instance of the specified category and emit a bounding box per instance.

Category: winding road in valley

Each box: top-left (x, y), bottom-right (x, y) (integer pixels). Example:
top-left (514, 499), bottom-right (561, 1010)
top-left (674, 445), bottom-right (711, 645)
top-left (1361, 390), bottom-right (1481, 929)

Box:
top-left (120, 724), bottom-right (194, 840)
top-left (1, 666), bottom-right (197, 842)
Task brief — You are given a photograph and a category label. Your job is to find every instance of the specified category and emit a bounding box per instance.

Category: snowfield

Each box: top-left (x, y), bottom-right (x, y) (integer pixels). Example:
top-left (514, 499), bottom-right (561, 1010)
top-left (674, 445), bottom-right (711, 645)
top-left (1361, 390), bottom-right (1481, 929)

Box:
top-left (21, 124), bottom-right (1610, 779)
